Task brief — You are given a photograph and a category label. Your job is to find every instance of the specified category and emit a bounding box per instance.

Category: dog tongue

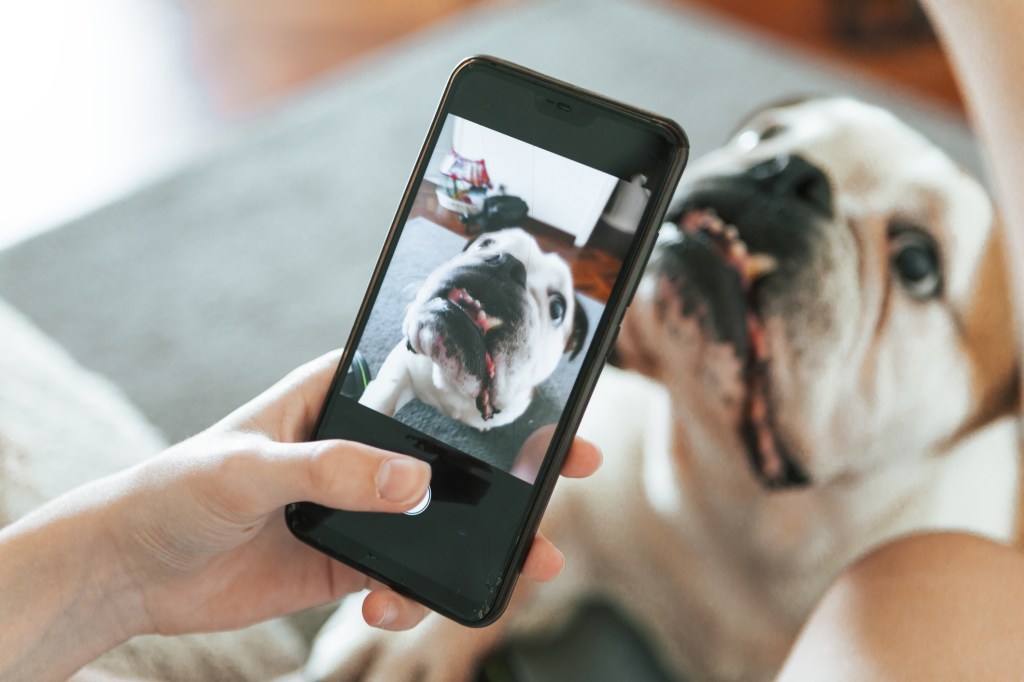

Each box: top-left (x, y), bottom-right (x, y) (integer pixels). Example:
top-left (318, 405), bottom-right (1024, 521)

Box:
top-left (679, 208), bottom-right (793, 486)
top-left (446, 287), bottom-right (501, 420)
top-left (476, 351), bottom-right (497, 420)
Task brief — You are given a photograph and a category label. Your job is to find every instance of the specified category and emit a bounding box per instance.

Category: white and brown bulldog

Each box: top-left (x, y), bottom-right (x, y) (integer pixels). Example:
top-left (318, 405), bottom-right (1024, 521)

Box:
top-left (359, 227), bottom-right (588, 430)
top-left (304, 97), bottom-right (1022, 682)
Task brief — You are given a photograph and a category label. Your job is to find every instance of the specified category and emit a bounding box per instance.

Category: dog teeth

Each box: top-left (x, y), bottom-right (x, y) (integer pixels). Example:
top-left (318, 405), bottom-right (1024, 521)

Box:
top-left (450, 288), bottom-right (482, 309)
top-left (746, 254), bottom-right (778, 280)
top-left (450, 286), bottom-right (502, 334)
top-left (474, 309), bottom-right (503, 334)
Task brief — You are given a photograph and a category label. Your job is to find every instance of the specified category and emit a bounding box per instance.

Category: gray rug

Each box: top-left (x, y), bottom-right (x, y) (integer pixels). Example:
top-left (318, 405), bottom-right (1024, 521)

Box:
top-left (0, 0), bottom-right (978, 446)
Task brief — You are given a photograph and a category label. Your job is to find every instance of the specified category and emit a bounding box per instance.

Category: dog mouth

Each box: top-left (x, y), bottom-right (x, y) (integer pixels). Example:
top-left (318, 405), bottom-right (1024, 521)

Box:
top-left (446, 287), bottom-right (504, 421)
top-left (677, 208), bottom-right (810, 489)
top-left (448, 287), bottom-right (505, 336)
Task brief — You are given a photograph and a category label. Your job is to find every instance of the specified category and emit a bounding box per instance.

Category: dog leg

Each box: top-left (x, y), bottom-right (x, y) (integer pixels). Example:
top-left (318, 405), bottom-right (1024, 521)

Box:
top-left (358, 345), bottom-right (415, 417)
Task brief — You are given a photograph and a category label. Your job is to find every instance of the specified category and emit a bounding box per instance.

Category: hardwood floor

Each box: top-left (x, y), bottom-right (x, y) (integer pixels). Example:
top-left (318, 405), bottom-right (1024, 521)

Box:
top-left (180, 0), bottom-right (963, 118)
top-left (677, 0), bottom-right (963, 114)
top-left (181, 0), bottom-right (498, 116)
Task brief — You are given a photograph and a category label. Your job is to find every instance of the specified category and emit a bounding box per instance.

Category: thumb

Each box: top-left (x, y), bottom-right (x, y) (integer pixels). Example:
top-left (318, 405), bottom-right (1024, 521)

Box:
top-left (255, 439), bottom-right (431, 514)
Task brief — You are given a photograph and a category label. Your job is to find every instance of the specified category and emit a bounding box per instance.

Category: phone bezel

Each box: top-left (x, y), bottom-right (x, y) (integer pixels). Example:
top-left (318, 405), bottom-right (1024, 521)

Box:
top-left (286, 55), bottom-right (688, 626)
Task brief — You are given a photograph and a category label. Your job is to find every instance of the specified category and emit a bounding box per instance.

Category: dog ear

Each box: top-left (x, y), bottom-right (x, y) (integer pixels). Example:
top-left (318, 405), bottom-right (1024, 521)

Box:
top-left (565, 295), bottom-right (589, 360)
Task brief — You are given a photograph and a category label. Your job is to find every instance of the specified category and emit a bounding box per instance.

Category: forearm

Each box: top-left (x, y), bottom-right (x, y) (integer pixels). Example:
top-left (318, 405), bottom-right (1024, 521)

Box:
top-left (776, 533), bottom-right (1024, 681)
top-left (0, 475), bottom-right (142, 681)
top-left (922, 0), bottom-right (1024, 391)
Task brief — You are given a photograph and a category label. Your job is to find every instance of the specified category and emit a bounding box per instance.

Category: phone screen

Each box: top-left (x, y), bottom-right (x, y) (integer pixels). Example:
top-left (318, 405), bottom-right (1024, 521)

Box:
top-left (288, 59), bottom-right (684, 623)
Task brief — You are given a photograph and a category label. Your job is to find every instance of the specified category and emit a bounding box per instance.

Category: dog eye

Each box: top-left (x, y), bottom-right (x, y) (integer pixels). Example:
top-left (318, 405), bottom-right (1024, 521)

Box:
top-left (477, 238), bottom-right (495, 249)
top-left (549, 294), bottom-right (566, 324)
top-left (889, 228), bottom-right (942, 300)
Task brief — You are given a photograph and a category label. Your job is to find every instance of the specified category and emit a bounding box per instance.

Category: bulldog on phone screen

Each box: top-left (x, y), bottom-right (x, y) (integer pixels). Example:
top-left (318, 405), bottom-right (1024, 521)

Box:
top-left (359, 228), bottom-right (588, 430)
top-left (308, 98), bottom-right (1021, 682)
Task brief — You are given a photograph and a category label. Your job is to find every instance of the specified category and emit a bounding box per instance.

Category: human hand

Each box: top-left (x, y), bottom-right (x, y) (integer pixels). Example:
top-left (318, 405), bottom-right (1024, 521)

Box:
top-left (105, 350), bottom-right (602, 638)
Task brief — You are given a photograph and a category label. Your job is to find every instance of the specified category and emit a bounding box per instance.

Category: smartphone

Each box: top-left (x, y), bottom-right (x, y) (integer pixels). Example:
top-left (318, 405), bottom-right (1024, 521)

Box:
top-left (286, 56), bottom-right (687, 626)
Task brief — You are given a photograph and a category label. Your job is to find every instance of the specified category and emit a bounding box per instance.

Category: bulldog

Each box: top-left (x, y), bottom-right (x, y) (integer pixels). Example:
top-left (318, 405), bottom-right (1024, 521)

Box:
top-left (359, 227), bottom-right (588, 430)
top-left (303, 97), bottom-right (1022, 682)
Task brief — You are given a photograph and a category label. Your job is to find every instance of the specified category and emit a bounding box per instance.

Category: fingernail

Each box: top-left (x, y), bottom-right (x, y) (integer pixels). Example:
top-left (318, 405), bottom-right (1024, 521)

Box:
top-left (552, 546), bottom-right (566, 574)
top-left (376, 458), bottom-right (430, 504)
top-left (375, 601), bottom-right (397, 628)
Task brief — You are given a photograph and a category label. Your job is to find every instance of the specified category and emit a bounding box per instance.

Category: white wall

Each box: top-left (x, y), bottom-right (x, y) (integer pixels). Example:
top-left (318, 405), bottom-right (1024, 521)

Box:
top-left (0, 0), bottom-right (212, 248)
top-left (450, 116), bottom-right (617, 245)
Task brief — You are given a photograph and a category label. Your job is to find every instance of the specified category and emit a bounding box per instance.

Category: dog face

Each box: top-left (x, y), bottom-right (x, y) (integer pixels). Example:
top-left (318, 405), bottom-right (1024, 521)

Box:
top-left (616, 97), bottom-right (1019, 488)
top-left (404, 228), bottom-right (586, 420)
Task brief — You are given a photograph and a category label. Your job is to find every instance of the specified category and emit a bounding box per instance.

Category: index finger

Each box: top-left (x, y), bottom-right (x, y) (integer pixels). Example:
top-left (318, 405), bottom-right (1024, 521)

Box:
top-left (512, 424), bottom-right (603, 483)
top-left (561, 437), bottom-right (603, 479)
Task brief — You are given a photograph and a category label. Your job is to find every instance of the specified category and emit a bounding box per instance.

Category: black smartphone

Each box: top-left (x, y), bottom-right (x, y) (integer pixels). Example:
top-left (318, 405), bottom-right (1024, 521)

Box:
top-left (285, 56), bottom-right (687, 626)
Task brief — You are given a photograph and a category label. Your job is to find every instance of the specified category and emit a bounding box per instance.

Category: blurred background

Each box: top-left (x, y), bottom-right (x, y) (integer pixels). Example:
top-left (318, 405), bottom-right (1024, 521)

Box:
top-left (0, 0), bottom-right (961, 249)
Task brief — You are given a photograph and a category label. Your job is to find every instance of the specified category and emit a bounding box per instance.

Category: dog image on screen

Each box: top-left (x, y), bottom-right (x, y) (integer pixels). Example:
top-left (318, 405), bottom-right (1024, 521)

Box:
top-left (359, 228), bottom-right (588, 431)
top-left (306, 97), bottom-right (1020, 682)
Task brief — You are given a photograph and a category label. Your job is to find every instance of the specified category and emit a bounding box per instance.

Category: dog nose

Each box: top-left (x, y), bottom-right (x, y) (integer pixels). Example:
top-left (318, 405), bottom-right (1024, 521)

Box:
top-left (746, 154), bottom-right (832, 216)
top-left (483, 251), bottom-right (527, 287)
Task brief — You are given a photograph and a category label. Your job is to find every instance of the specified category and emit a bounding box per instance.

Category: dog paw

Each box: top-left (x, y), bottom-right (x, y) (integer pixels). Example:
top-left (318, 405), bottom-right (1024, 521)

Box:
top-left (303, 595), bottom-right (504, 682)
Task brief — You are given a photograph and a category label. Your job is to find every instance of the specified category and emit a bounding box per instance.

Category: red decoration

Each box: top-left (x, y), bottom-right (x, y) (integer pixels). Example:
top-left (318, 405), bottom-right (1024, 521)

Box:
top-left (440, 150), bottom-right (493, 190)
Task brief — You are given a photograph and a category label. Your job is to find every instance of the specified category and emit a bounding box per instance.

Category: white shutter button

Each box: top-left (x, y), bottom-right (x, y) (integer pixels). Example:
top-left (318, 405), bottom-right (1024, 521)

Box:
top-left (403, 486), bottom-right (431, 516)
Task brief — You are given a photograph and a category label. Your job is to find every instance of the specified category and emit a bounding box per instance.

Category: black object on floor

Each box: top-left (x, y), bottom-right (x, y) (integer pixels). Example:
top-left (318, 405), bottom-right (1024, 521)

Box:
top-left (462, 194), bottom-right (530, 235)
top-left (478, 600), bottom-right (678, 682)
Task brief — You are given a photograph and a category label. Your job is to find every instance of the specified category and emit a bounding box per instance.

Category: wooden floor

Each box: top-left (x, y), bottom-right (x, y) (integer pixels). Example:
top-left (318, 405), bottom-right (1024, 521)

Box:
top-left (182, 0), bottom-right (963, 117)
top-left (680, 0), bottom-right (963, 113)
top-left (182, 0), bottom-right (498, 116)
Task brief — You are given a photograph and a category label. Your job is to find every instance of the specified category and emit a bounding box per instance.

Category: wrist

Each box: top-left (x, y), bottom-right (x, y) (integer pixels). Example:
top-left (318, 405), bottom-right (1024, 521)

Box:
top-left (0, 473), bottom-right (147, 678)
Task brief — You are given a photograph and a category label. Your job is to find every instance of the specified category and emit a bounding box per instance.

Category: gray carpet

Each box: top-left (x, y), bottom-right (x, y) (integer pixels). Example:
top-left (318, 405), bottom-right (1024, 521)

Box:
top-left (354, 217), bottom-right (601, 472)
top-left (0, 0), bottom-right (978, 443)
